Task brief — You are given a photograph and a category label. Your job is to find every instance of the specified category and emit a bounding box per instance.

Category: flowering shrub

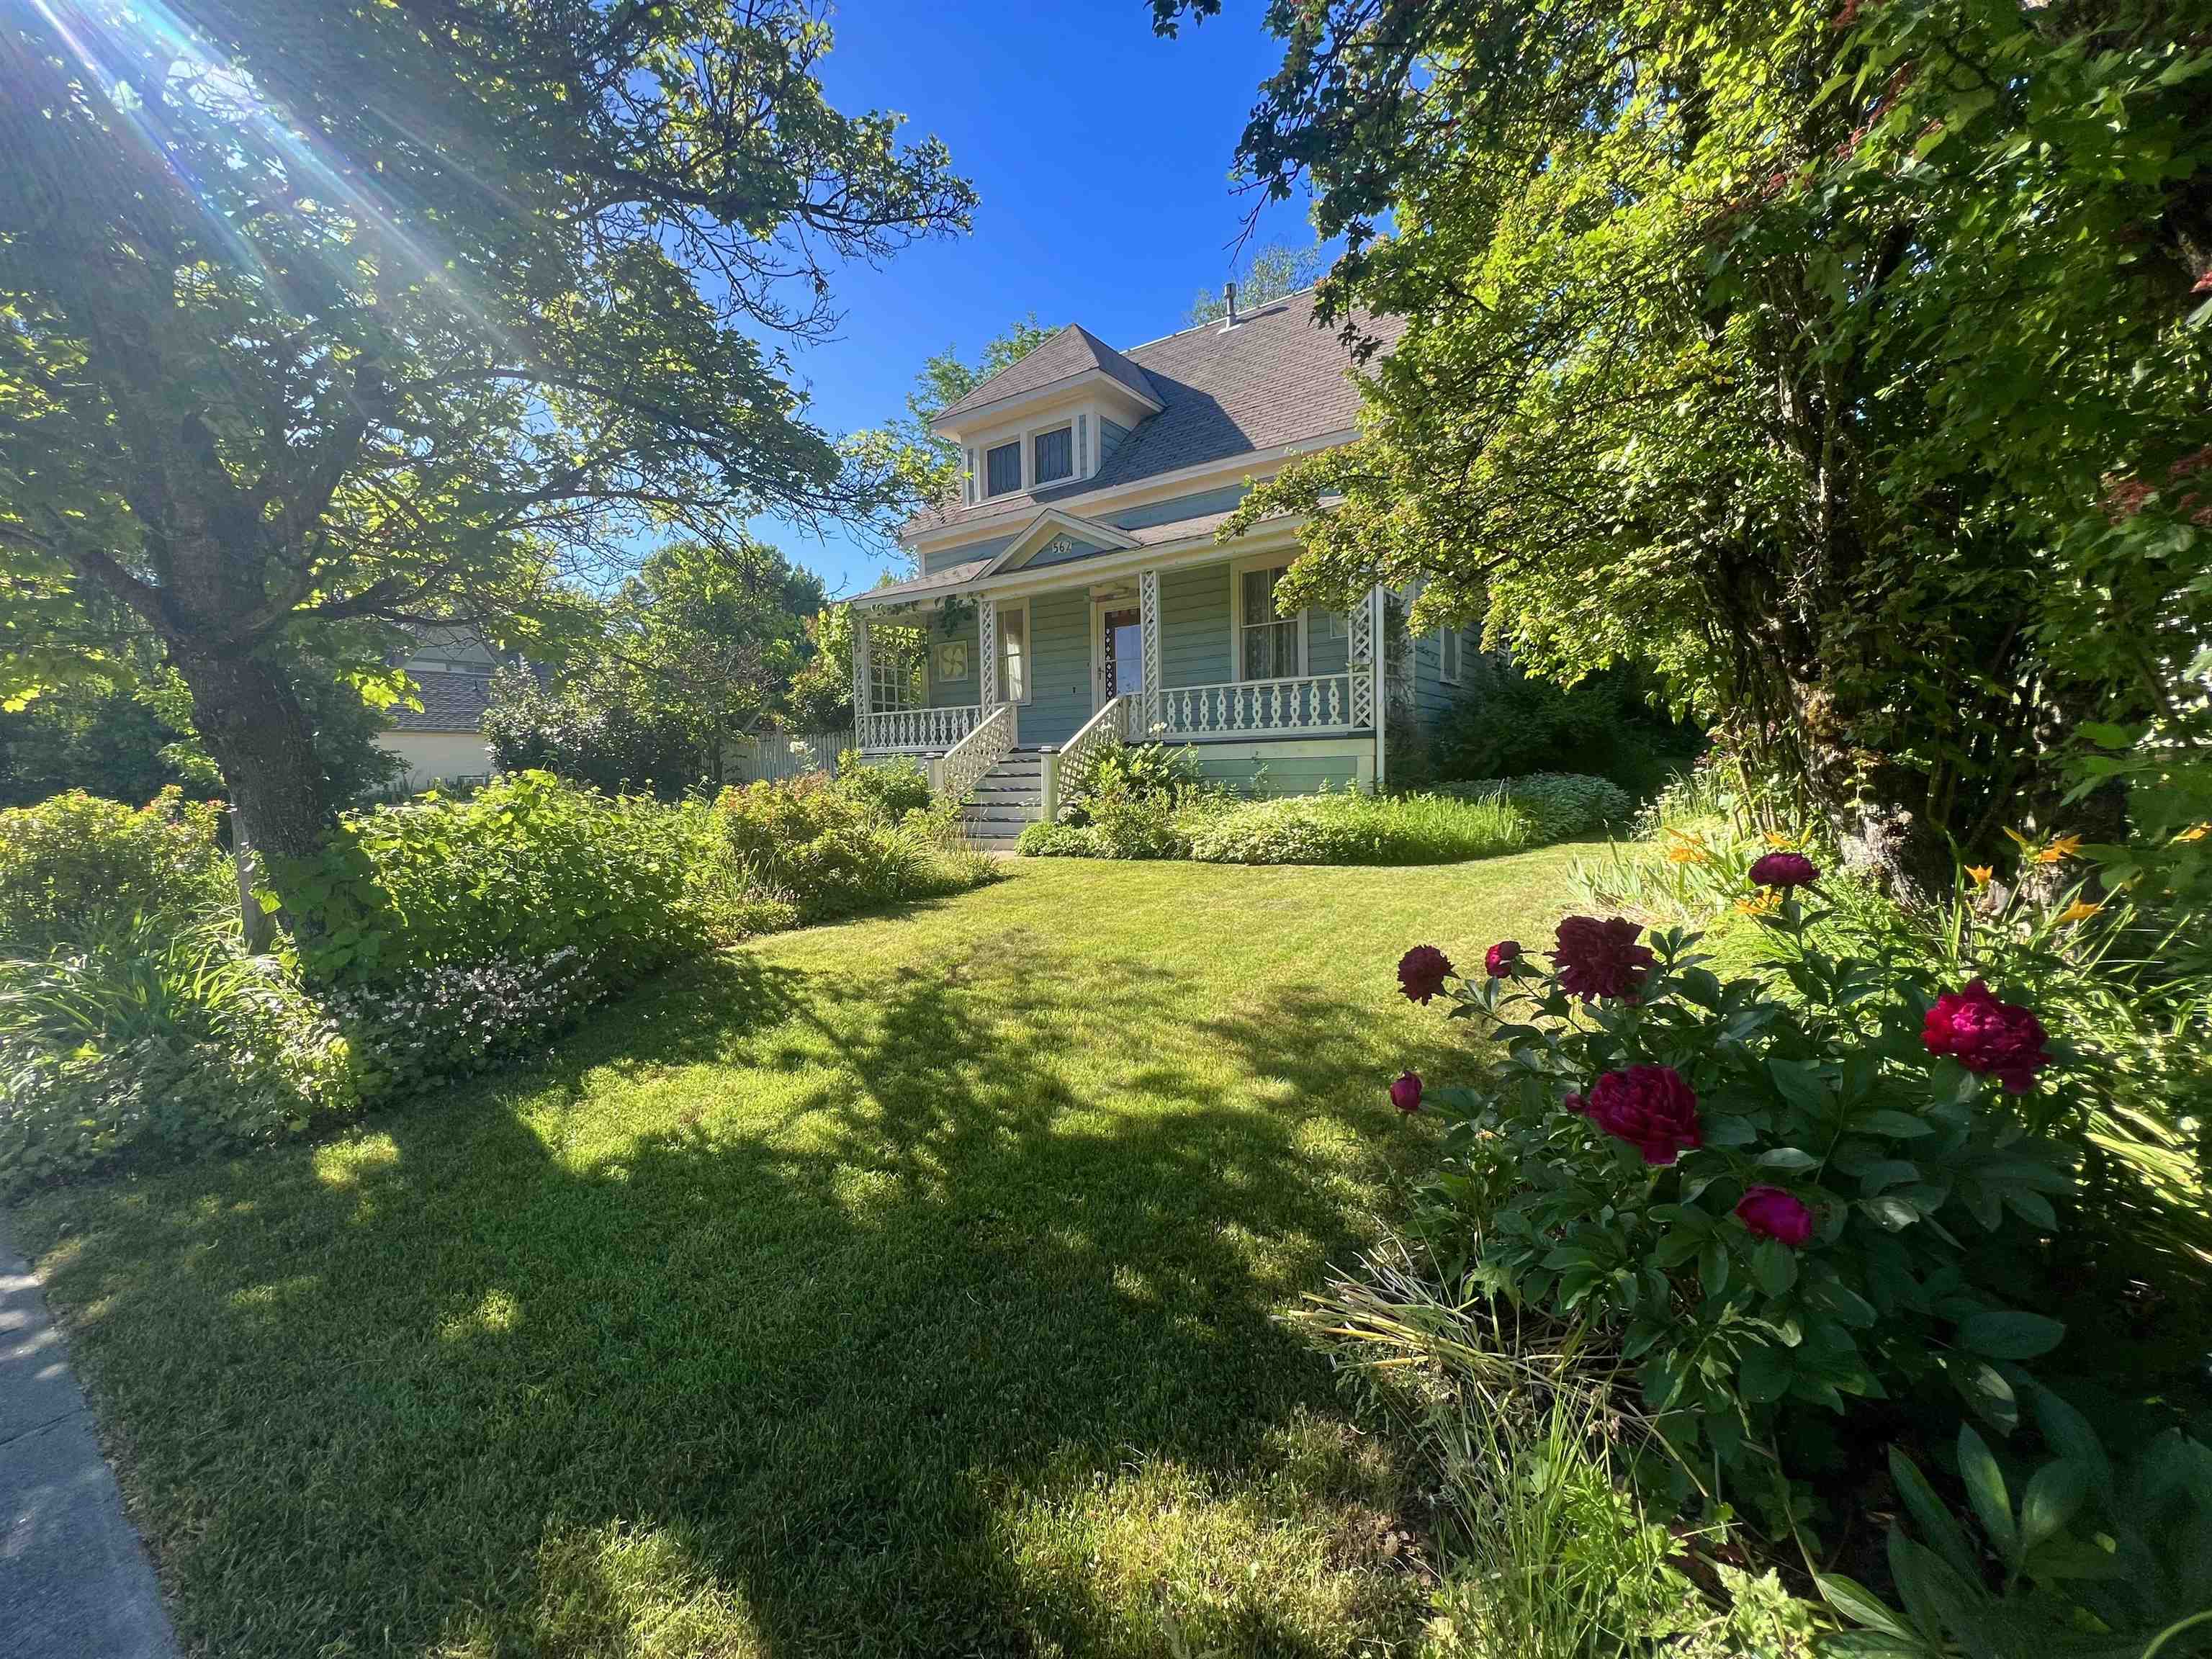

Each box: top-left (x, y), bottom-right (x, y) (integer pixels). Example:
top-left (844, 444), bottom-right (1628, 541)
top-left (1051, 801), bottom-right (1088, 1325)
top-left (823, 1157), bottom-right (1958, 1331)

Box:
top-left (1399, 869), bottom-right (2077, 1516)
top-left (0, 787), bottom-right (232, 946)
top-left (707, 770), bottom-right (990, 928)
top-left (323, 947), bottom-right (601, 1094)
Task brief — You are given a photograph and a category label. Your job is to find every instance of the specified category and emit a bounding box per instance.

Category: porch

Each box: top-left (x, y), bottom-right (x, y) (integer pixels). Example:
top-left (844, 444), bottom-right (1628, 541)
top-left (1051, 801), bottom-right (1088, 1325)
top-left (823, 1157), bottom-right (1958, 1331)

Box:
top-left (851, 552), bottom-right (1387, 842)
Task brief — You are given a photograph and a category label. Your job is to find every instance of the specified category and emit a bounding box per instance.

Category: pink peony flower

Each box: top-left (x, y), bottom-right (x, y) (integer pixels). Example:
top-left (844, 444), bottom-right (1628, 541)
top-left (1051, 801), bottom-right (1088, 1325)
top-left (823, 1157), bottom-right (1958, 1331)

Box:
top-left (1585, 1065), bottom-right (1702, 1164)
top-left (1748, 851), bottom-right (1820, 889)
top-left (1922, 979), bottom-right (2051, 1092)
top-left (1736, 1185), bottom-right (1815, 1248)
top-left (1552, 916), bottom-right (1655, 1002)
top-left (1398, 945), bottom-right (1455, 1004)
top-left (1390, 1071), bottom-right (1423, 1115)
top-left (1485, 940), bottom-right (1523, 977)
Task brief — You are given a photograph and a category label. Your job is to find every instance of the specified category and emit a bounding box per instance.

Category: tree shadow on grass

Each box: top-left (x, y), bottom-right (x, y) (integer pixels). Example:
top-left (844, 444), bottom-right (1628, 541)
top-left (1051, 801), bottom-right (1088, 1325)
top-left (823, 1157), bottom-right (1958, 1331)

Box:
top-left (22, 932), bottom-right (1475, 1658)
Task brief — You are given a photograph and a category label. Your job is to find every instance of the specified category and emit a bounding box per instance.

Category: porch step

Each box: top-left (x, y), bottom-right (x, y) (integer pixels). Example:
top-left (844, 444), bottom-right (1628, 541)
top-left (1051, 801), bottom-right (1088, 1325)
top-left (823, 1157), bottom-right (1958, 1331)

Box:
top-left (951, 744), bottom-right (1056, 846)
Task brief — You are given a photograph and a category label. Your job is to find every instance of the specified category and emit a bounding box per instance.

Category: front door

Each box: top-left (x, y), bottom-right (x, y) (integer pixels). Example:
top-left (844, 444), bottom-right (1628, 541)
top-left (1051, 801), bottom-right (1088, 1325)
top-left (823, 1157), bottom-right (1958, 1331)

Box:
top-left (1093, 603), bottom-right (1145, 711)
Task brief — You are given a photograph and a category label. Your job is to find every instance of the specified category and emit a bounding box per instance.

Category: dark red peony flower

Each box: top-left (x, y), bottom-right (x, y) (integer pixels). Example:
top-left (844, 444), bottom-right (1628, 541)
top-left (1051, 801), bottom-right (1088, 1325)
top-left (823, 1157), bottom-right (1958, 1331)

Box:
top-left (1552, 916), bottom-right (1655, 1002)
top-left (1563, 1089), bottom-right (1588, 1117)
top-left (1585, 1065), bottom-right (1701, 1165)
top-left (1736, 1185), bottom-right (1815, 1248)
top-left (1389, 1071), bottom-right (1424, 1115)
top-left (1921, 979), bottom-right (2051, 1092)
top-left (1485, 940), bottom-right (1523, 977)
top-left (1748, 851), bottom-right (1820, 889)
top-left (1398, 945), bottom-right (1455, 1004)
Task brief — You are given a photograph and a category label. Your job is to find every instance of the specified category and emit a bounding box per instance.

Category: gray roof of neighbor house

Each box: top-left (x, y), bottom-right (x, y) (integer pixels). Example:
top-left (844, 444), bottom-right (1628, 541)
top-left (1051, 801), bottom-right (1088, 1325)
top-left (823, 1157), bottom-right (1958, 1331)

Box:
top-left (908, 288), bottom-right (1401, 540)
top-left (389, 668), bottom-right (495, 732)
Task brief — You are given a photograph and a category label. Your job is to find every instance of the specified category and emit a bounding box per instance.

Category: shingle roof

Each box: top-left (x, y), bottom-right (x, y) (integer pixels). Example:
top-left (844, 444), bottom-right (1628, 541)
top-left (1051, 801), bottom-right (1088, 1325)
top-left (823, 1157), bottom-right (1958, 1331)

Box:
top-left (934, 324), bottom-right (1159, 423)
top-left (851, 559), bottom-right (993, 606)
top-left (390, 669), bottom-right (494, 732)
top-left (909, 289), bottom-right (1401, 539)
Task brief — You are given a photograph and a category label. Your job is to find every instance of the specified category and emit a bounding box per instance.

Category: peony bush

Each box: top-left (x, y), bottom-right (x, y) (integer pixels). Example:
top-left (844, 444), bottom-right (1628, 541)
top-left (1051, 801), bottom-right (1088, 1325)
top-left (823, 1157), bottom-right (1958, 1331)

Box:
top-left (1393, 860), bottom-right (2078, 1521)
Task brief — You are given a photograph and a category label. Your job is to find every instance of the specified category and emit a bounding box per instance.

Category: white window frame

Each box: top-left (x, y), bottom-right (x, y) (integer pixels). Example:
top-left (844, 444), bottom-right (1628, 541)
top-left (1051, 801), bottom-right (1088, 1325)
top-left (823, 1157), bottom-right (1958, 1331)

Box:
top-left (1030, 423), bottom-right (1074, 487)
top-left (995, 598), bottom-right (1033, 706)
top-left (868, 646), bottom-right (915, 713)
top-left (1229, 554), bottom-right (1308, 683)
top-left (1438, 624), bottom-right (1463, 686)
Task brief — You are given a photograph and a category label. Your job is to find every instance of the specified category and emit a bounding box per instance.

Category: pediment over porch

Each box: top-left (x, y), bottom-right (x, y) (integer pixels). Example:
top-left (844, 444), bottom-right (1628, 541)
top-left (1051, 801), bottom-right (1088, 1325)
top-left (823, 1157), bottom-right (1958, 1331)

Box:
top-left (975, 508), bottom-right (1138, 577)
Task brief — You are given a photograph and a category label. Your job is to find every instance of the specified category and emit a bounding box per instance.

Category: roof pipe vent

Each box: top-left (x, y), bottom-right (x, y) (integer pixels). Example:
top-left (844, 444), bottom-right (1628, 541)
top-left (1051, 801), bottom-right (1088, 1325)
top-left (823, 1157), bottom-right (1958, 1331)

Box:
top-left (1223, 281), bottom-right (1238, 330)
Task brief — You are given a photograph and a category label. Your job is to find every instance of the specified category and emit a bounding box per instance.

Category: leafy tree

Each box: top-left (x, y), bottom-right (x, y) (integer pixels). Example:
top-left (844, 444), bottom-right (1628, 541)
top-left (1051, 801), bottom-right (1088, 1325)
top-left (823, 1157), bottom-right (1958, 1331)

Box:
top-left (846, 316), bottom-right (1056, 538)
top-left (1186, 240), bottom-right (1325, 325)
top-left (1157, 0), bottom-right (2212, 893)
top-left (0, 0), bottom-right (972, 871)
top-left (786, 590), bottom-right (927, 733)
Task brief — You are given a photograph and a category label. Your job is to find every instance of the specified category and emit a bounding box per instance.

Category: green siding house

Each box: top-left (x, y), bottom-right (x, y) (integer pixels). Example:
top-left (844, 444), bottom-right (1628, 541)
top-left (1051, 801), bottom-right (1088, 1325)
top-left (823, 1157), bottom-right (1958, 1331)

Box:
top-left (849, 289), bottom-right (1475, 844)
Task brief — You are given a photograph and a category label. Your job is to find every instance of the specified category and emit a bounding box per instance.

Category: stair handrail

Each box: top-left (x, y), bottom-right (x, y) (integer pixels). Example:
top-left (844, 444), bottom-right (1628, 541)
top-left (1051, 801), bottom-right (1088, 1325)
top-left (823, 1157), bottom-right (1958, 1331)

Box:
top-left (933, 703), bottom-right (1015, 811)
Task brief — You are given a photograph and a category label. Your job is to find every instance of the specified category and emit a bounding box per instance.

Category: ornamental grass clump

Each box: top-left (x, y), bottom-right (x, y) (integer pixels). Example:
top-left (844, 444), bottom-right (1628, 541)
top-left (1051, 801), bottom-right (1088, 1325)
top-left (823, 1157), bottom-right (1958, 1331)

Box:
top-left (1393, 858), bottom-right (2077, 1528)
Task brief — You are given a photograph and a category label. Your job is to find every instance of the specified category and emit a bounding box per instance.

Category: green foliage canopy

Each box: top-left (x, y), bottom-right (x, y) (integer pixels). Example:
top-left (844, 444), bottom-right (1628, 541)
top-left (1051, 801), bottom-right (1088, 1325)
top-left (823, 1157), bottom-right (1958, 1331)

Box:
top-left (1160, 0), bottom-right (2212, 889)
top-left (0, 0), bottom-right (972, 863)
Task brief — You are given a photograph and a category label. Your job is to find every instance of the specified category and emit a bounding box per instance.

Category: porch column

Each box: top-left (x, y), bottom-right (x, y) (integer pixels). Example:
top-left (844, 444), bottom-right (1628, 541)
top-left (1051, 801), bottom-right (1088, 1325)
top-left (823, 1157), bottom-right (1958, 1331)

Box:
top-left (1364, 583), bottom-right (1388, 790)
top-left (1138, 567), bottom-right (1161, 736)
top-left (979, 595), bottom-right (999, 715)
top-left (851, 607), bottom-right (871, 743)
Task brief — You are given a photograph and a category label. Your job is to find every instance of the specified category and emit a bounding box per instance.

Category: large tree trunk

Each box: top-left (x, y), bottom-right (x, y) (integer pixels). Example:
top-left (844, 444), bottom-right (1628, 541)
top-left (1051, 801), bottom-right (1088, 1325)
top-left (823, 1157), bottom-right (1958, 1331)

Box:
top-left (171, 647), bottom-right (334, 871)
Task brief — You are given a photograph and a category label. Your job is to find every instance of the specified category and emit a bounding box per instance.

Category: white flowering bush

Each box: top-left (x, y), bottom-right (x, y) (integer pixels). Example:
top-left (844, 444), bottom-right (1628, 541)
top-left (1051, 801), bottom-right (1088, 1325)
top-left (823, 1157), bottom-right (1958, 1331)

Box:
top-left (323, 946), bottom-right (605, 1094)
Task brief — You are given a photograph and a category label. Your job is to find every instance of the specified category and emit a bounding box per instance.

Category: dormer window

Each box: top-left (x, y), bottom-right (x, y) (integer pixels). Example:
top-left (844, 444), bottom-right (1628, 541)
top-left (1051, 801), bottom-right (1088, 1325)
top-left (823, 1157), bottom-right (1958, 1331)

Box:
top-left (984, 441), bottom-right (1022, 498)
top-left (1032, 425), bottom-right (1073, 485)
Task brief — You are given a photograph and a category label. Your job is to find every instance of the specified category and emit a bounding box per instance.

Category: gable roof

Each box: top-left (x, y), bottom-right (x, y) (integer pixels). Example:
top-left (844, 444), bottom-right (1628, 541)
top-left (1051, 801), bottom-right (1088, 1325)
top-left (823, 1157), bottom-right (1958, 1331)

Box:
top-left (907, 288), bottom-right (1401, 541)
top-left (933, 324), bottom-right (1159, 426)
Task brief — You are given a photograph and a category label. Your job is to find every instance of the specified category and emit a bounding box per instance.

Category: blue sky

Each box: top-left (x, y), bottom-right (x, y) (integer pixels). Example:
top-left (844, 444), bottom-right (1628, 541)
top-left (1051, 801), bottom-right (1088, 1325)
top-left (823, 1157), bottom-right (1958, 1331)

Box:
top-left (756, 1), bottom-right (1323, 597)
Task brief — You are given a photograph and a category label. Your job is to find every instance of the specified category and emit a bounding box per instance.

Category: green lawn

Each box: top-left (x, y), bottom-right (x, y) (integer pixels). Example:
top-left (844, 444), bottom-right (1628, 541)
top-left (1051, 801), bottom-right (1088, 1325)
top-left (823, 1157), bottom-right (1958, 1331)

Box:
top-left (12, 850), bottom-right (1586, 1658)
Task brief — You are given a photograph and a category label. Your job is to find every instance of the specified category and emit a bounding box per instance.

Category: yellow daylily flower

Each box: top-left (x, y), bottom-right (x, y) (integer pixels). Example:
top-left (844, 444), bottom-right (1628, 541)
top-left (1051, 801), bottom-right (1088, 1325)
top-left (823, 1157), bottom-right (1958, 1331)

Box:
top-left (1735, 891), bottom-right (1783, 916)
top-left (2054, 899), bottom-right (2103, 926)
top-left (2177, 822), bottom-right (2211, 845)
top-left (2034, 834), bottom-right (2083, 864)
top-left (1763, 831), bottom-right (1794, 848)
top-left (1965, 865), bottom-right (1995, 887)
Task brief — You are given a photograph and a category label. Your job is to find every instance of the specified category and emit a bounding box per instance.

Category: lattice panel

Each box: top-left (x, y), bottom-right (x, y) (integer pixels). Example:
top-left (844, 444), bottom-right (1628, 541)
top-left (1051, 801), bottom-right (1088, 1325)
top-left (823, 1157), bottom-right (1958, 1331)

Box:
top-left (852, 613), bottom-right (872, 719)
top-left (1138, 568), bottom-right (1161, 732)
top-left (1349, 586), bottom-right (1377, 730)
top-left (979, 598), bottom-right (999, 710)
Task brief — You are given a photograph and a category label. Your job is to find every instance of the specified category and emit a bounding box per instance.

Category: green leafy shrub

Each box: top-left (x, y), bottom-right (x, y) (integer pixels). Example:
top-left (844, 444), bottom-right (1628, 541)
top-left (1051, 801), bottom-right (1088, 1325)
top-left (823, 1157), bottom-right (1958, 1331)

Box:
top-left (1187, 789), bottom-right (1531, 866)
top-left (1821, 1390), bottom-right (2212, 1659)
top-left (0, 788), bottom-right (232, 946)
top-left (702, 771), bottom-right (992, 932)
top-left (287, 771), bottom-right (699, 991)
top-left (1054, 739), bottom-right (1199, 827)
top-left (1401, 867), bottom-right (2080, 1527)
top-left (1494, 773), bottom-right (1634, 840)
top-left (482, 664), bottom-right (703, 797)
top-left (833, 751), bottom-right (932, 819)
top-left (0, 914), bottom-right (355, 1192)
top-left (1014, 822), bottom-right (1100, 858)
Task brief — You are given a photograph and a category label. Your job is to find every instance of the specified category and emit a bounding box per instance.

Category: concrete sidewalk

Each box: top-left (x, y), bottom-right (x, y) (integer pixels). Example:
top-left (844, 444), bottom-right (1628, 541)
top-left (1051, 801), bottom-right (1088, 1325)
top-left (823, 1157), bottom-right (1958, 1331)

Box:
top-left (0, 1215), bottom-right (180, 1659)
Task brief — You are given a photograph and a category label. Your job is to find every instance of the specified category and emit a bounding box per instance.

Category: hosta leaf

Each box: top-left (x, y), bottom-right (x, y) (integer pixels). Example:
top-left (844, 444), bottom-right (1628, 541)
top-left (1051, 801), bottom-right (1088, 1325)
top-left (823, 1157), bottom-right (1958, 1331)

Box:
top-left (1816, 1573), bottom-right (1916, 1641)
top-left (1958, 1310), bottom-right (2066, 1361)
top-left (1958, 1426), bottom-right (2018, 1564)
top-left (2018, 1459), bottom-right (2089, 1553)
top-left (1889, 1447), bottom-right (1980, 1582)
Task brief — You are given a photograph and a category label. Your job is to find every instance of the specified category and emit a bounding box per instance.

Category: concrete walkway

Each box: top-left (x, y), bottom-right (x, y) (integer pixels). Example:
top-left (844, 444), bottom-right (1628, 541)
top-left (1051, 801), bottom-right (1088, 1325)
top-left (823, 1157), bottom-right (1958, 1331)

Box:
top-left (0, 1215), bottom-right (180, 1659)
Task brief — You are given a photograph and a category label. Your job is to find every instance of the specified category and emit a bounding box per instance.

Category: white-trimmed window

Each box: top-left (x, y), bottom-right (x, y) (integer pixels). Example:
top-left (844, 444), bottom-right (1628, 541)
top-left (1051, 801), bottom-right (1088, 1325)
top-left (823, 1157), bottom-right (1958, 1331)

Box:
top-left (1236, 560), bottom-right (1305, 680)
top-left (868, 650), bottom-right (914, 712)
top-left (984, 441), bottom-right (1021, 497)
top-left (997, 599), bottom-right (1030, 703)
top-left (1438, 624), bottom-right (1463, 685)
top-left (1032, 425), bottom-right (1073, 485)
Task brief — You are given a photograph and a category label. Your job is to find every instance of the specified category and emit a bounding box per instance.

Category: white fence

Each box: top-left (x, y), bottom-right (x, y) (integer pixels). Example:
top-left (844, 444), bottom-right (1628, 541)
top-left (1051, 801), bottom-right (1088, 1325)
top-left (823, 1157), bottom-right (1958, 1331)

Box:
top-left (728, 728), bottom-right (852, 784)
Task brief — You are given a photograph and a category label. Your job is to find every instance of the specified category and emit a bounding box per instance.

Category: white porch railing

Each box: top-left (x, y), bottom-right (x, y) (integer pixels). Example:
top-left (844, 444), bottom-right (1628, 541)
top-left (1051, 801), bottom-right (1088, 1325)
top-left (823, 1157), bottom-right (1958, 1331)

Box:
top-left (1041, 695), bottom-right (1128, 822)
top-left (857, 705), bottom-right (979, 752)
top-left (930, 704), bottom-right (1015, 806)
top-left (1153, 675), bottom-right (1360, 739)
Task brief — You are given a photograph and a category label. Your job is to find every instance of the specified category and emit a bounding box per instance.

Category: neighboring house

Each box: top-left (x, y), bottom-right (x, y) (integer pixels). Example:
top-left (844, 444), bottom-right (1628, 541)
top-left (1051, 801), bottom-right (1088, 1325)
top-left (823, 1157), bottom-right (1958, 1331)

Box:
top-left (375, 628), bottom-right (501, 789)
top-left (848, 287), bottom-right (1476, 844)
